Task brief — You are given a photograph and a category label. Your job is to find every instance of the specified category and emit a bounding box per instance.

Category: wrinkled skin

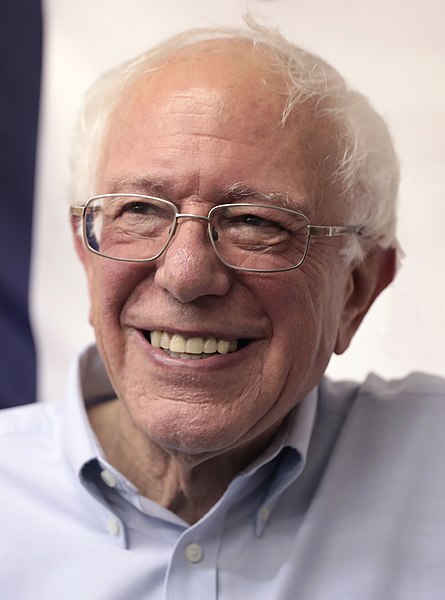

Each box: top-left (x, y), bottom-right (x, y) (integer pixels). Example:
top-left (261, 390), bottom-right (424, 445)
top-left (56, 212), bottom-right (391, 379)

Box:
top-left (75, 40), bottom-right (395, 521)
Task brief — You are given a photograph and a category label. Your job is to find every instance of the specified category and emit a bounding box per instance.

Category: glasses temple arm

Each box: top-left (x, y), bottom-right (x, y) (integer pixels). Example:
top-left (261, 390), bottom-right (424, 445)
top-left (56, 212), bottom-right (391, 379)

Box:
top-left (70, 206), bottom-right (84, 217)
top-left (309, 225), bottom-right (362, 237)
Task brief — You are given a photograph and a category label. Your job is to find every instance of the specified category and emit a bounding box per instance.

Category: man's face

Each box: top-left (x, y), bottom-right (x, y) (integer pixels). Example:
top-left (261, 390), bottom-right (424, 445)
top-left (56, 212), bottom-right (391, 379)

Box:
top-left (79, 43), bottom-right (356, 458)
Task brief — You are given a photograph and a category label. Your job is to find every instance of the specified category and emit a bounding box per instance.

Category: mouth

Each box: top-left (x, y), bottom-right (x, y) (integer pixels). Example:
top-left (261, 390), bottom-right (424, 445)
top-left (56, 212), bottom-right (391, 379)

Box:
top-left (143, 330), bottom-right (250, 360)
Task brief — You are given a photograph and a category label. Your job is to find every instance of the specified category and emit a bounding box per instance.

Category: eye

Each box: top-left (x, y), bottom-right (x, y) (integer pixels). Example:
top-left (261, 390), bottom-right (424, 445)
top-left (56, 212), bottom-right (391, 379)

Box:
top-left (115, 199), bottom-right (174, 224)
top-left (224, 212), bottom-right (286, 236)
top-left (236, 214), bottom-right (281, 228)
top-left (120, 201), bottom-right (155, 216)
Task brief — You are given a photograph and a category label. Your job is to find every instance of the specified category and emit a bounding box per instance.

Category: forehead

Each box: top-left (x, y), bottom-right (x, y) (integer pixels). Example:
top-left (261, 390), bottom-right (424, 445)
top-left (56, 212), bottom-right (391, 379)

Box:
top-left (114, 40), bottom-right (294, 132)
top-left (98, 40), bottom-right (326, 213)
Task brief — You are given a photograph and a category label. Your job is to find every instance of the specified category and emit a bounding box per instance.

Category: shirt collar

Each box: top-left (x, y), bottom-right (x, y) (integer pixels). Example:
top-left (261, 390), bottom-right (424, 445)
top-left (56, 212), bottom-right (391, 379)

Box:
top-left (241, 388), bottom-right (317, 536)
top-left (233, 384), bottom-right (317, 482)
top-left (60, 344), bottom-right (318, 530)
top-left (283, 384), bottom-right (318, 459)
top-left (61, 345), bottom-right (115, 477)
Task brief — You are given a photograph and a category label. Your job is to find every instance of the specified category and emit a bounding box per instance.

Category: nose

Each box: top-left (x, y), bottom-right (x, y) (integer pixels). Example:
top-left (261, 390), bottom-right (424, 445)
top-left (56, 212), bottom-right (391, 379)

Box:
top-left (154, 216), bottom-right (232, 303)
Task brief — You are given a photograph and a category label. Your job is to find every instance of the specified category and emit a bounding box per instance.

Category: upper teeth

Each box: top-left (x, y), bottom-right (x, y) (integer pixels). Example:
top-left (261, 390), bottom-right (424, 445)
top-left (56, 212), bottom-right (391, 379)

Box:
top-left (150, 331), bottom-right (237, 355)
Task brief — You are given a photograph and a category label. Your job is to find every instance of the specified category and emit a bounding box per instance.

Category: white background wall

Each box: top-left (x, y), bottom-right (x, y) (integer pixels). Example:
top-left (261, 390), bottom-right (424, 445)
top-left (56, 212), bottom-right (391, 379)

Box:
top-left (32, 0), bottom-right (445, 404)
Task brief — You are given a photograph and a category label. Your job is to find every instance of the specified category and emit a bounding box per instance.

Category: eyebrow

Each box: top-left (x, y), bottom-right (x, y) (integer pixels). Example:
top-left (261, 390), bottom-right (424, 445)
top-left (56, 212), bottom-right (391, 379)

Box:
top-left (222, 182), bottom-right (306, 211)
top-left (104, 177), bottom-right (306, 211)
top-left (105, 176), bottom-right (176, 197)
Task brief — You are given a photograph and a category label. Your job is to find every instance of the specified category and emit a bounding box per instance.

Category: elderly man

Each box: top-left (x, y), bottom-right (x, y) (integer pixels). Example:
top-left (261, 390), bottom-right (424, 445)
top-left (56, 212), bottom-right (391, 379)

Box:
top-left (1, 23), bottom-right (445, 599)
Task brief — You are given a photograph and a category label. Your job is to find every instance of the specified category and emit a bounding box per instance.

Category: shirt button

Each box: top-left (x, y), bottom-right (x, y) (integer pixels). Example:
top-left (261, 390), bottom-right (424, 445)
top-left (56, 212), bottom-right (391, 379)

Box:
top-left (259, 506), bottom-right (270, 523)
top-left (107, 518), bottom-right (121, 536)
top-left (184, 543), bottom-right (203, 563)
top-left (100, 469), bottom-right (118, 488)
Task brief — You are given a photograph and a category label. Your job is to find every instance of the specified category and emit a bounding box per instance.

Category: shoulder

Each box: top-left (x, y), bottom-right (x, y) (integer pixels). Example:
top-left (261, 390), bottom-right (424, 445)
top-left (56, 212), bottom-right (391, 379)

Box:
top-left (328, 372), bottom-right (445, 457)
top-left (0, 402), bottom-right (61, 461)
top-left (0, 402), bottom-right (76, 521)
top-left (0, 401), bottom-right (60, 435)
top-left (354, 372), bottom-right (445, 424)
top-left (319, 371), bottom-right (445, 410)
top-left (316, 372), bottom-right (445, 456)
top-left (301, 374), bottom-right (445, 588)
top-left (360, 371), bottom-right (445, 400)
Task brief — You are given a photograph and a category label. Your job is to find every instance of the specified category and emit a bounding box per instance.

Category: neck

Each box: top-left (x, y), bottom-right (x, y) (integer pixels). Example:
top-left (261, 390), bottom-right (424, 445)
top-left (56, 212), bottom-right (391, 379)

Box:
top-left (87, 399), bottom-right (276, 524)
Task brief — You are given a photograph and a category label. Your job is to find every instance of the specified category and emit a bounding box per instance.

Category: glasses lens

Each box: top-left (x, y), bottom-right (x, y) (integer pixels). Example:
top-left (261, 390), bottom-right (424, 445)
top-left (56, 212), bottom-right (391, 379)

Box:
top-left (209, 204), bottom-right (309, 272)
top-left (84, 195), bottom-right (176, 260)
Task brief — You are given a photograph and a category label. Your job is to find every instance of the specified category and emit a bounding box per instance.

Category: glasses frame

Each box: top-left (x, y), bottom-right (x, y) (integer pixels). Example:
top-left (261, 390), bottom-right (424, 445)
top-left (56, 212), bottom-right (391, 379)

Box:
top-left (70, 193), bottom-right (362, 273)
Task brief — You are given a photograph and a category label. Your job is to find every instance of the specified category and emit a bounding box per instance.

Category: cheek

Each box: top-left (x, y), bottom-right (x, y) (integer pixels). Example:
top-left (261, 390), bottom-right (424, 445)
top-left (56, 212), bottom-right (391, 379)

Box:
top-left (254, 268), bottom-right (327, 335)
top-left (88, 261), bottom-right (151, 339)
top-left (296, 261), bottom-right (349, 354)
top-left (259, 264), bottom-right (346, 367)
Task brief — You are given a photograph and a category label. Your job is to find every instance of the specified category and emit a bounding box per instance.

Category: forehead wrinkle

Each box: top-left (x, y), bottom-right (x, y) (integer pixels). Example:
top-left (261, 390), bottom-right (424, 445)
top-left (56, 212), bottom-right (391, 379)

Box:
top-left (100, 175), bottom-right (309, 214)
top-left (103, 176), bottom-right (177, 198)
top-left (222, 182), bottom-right (307, 212)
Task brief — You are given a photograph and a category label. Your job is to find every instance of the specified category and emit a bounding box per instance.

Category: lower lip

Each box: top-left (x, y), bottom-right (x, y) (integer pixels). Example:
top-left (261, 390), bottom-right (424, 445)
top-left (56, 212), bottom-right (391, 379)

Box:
top-left (135, 330), bottom-right (254, 371)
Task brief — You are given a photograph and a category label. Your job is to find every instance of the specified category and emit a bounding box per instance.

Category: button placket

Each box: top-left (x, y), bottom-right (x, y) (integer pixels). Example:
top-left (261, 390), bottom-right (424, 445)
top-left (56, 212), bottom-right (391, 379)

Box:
top-left (164, 516), bottom-right (225, 600)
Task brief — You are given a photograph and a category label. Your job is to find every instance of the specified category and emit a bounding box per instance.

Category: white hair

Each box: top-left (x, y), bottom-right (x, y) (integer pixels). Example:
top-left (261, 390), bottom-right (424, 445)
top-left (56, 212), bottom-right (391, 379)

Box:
top-left (70, 18), bottom-right (400, 263)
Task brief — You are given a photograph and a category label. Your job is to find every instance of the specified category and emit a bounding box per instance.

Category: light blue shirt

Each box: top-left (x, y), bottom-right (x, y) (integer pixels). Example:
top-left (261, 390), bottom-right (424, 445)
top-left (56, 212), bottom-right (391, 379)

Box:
top-left (1, 345), bottom-right (445, 599)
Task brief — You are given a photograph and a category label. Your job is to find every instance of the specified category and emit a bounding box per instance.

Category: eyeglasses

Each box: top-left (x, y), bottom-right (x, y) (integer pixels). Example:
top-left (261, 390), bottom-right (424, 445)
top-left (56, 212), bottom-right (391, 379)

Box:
top-left (70, 194), bottom-right (362, 273)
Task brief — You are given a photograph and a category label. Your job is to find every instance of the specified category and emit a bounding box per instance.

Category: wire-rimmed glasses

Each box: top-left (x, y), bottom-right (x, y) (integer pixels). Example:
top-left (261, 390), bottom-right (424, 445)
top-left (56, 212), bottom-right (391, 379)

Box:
top-left (70, 193), bottom-right (362, 273)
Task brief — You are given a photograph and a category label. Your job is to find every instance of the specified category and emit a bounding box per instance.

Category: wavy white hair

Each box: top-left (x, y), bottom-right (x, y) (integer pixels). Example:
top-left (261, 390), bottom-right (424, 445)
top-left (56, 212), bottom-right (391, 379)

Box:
top-left (70, 19), bottom-right (400, 263)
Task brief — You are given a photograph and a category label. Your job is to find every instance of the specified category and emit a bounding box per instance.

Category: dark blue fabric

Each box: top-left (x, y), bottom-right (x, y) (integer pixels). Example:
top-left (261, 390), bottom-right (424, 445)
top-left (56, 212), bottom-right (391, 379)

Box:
top-left (0, 1), bottom-right (42, 406)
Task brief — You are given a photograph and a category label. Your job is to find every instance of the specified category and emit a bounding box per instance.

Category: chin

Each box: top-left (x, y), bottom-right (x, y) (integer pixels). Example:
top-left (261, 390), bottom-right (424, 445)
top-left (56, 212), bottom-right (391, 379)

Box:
top-left (134, 405), bottom-right (248, 458)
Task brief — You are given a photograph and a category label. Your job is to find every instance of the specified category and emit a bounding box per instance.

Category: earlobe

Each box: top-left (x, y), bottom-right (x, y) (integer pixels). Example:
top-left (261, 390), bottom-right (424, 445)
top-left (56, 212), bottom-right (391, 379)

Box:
top-left (334, 246), bottom-right (397, 355)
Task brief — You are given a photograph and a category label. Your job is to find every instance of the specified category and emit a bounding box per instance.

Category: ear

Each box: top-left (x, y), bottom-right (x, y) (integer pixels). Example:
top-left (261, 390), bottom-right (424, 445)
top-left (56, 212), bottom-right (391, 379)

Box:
top-left (71, 216), bottom-right (95, 324)
top-left (334, 246), bottom-right (397, 355)
top-left (71, 215), bottom-right (91, 274)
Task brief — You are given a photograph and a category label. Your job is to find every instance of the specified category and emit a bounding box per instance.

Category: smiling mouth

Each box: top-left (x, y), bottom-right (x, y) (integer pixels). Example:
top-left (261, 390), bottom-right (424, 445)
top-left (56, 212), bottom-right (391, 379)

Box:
top-left (144, 330), bottom-right (249, 360)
